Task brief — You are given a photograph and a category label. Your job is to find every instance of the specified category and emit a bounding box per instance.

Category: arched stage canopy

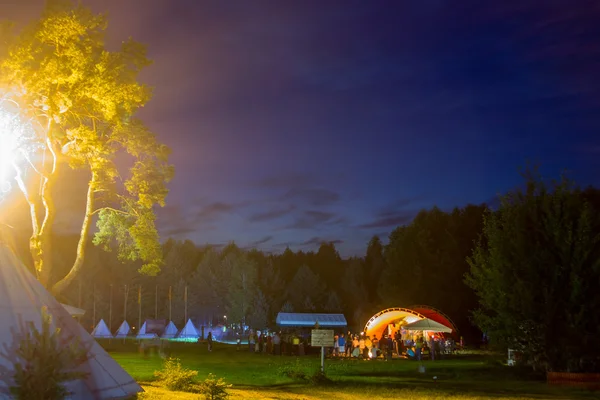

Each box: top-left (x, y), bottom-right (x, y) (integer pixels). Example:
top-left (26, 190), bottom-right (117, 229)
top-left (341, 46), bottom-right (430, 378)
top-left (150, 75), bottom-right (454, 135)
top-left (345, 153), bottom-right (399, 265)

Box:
top-left (363, 306), bottom-right (457, 339)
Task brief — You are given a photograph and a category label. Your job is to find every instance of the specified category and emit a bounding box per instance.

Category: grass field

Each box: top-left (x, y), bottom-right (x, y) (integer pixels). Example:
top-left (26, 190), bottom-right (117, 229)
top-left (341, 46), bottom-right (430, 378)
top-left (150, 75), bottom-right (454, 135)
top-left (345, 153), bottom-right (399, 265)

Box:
top-left (102, 341), bottom-right (597, 399)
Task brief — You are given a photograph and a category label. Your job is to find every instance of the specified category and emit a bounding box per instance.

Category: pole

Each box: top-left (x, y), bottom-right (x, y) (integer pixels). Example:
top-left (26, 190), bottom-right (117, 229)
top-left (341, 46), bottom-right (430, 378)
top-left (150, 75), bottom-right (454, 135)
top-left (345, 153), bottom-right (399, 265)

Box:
top-left (155, 284), bottom-right (158, 319)
top-left (123, 284), bottom-right (128, 343)
top-left (321, 346), bottom-right (325, 373)
top-left (138, 285), bottom-right (142, 334)
top-left (124, 284), bottom-right (127, 322)
top-left (184, 286), bottom-right (188, 323)
top-left (169, 286), bottom-right (172, 321)
top-left (109, 284), bottom-right (113, 334)
top-left (92, 284), bottom-right (96, 329)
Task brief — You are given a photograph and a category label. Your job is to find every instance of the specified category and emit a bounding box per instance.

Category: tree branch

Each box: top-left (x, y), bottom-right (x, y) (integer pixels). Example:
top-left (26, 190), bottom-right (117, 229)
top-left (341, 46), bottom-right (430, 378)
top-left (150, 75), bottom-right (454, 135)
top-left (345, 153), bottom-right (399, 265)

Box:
top-left (91, 207), bottom-right (132, 217)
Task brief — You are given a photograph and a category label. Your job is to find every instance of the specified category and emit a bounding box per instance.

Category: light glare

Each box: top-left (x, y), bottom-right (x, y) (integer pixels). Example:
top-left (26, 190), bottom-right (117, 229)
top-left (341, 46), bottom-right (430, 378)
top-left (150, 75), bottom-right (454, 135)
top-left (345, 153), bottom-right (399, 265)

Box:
top-left (0, 102), bottom-right (38, 194)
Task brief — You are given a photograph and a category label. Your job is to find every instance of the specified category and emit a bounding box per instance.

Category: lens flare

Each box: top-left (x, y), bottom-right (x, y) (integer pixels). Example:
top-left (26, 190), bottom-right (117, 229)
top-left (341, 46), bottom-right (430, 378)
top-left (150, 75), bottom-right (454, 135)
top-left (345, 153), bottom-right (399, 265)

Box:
top-left (0, 102), bottom-right (38, 195)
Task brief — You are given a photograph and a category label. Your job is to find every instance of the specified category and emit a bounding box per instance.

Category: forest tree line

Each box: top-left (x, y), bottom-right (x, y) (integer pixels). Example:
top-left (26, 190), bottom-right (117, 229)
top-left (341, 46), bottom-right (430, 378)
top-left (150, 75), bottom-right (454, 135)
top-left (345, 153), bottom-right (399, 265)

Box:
top-left (9, 175), bottom-right (600, 364)
top-left (10, 202), bottom-right (487, 343)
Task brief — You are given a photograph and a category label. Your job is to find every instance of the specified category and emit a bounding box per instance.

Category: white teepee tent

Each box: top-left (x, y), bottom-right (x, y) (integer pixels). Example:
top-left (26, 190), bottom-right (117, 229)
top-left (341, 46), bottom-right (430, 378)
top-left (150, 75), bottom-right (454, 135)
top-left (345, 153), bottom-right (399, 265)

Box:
top-left (0, 242), bottom-right (142, 399)
top-left (136, 321), bottom-right (158, 339)
top-left (115, 321), bottom-right (130, 338)
top-left (161, 321), bottom-right (179, 339)
top-left (177, 319), bottom-right (199, 339)
top-left (91, 319), bottom-right (113, 339)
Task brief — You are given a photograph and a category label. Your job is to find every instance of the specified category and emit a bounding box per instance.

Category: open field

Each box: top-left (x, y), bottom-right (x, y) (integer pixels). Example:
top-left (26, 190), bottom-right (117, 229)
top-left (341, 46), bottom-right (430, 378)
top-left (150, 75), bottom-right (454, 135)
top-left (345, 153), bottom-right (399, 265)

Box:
top-left (102, 341), bottom-right (598, 399)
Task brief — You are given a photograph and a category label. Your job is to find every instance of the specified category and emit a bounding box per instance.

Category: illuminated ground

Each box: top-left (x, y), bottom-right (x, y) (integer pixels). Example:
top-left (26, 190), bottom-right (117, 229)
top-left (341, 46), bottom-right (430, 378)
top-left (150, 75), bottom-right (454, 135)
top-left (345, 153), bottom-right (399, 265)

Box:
top-left (102, 341), bottom-right (597, 400)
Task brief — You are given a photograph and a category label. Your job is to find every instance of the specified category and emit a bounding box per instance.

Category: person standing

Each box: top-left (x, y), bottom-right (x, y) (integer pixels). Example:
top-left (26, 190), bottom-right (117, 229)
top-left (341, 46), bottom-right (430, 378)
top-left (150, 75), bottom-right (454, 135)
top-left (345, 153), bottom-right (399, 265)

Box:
top-left (207, 332), bottom-right (213, 352)
top-left (338, 334), bottom-right (346, 357)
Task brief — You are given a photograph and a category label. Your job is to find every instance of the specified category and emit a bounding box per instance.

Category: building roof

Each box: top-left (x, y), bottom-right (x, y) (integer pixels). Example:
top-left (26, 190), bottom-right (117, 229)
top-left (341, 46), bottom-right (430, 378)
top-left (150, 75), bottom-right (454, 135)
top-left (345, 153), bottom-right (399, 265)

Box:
top-left (276, 312), bottom-right (347, 327)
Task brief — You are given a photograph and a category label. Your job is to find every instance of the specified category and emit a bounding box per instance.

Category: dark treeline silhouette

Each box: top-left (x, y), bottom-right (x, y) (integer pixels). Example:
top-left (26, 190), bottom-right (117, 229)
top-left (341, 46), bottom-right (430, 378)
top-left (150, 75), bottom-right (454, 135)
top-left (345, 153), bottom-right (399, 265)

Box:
top-left (8, 201), bottom-right (491, 343)
top-left (10, 184), bottom-right (600, 347)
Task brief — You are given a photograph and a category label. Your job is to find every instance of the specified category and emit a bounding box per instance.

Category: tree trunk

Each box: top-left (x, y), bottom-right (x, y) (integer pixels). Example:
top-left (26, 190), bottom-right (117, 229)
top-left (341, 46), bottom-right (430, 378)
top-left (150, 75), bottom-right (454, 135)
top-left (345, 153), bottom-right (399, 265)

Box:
top-left (52, 172), bottom-right (96, 296)
top-left (37, 169), bottom-right (57, 287)
top-left (12, 162), bottom-right (44, 282)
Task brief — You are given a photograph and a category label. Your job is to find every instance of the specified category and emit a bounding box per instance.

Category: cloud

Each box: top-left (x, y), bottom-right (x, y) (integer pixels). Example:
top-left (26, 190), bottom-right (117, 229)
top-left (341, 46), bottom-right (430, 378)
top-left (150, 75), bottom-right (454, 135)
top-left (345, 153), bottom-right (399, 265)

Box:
top-left (301, 237), bottom-right (343, 247)
top-left (358, 197), bottom-right (421, 229)
top-left (197, 202), bottom-right (237, 219)
top-left (157, 204), bottom-right (198, 237)
top-left (246, 236), bottom-right (274, 247)
top-left (163, 226), bottom-right (198, 237)
top-left (358, 213), bottom-right (415, 229)
top-left (285, 210), bottom-right (341, 230)
top-left (281, 188), bottom-right (340, 206)
top-left (248, 205), bottom-right (296, 222)
top-left (255, 172), bottom-right (315, 189)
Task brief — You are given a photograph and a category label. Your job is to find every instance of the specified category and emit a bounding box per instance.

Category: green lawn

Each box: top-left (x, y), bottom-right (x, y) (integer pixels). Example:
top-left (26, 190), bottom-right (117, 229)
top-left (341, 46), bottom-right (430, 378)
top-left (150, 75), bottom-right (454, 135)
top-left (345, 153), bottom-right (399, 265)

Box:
top-left (102, 341), bottom-right (597, 399)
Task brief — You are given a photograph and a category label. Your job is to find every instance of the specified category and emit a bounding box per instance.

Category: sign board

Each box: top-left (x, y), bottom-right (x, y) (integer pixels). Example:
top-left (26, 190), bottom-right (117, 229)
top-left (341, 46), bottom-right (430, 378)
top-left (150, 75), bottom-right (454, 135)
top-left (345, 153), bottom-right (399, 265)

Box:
top-left (311, 329), bottom-right (334, 347)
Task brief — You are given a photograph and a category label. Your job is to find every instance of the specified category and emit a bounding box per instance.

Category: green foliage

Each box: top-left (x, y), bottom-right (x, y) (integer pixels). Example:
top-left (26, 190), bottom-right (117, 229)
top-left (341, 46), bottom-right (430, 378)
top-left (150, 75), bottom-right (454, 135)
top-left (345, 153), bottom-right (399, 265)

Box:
top-left (1, 0), bottom-right (172, 290)
top-left (288, 265), bottom-right (326, 312)
top-left (277, 358), bottom-right (310, 381)
top-left (198, 373), bottom-right (231, 400)
top-left (277, 359), bottom-right (333, 386)
top-left (0, 307), bottom-right (90, 400)
top-left (466, 171), bottom-right (600, 372)
top-left (153, 358), bottom-right (198, 392)
top-left (309, 370), bottom-right (333, 386)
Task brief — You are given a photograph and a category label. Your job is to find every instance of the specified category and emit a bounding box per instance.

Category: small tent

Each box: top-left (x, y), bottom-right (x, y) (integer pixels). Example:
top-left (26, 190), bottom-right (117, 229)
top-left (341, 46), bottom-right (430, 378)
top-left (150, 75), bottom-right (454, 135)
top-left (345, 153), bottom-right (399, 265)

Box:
top-left (137, 321), bottom-right (158, 339)
top-left (177, 319), bottom-right (199, 339)
top-left (0, 242), bottom-right (142, 399)
top-left (115, 320), bottom-right (130, 338)
top-left (162, 321), bottom-right (179, 339)
top-left (403, 318), bottom-right (452, 333)
top-left (91, 319), bottom-right (113, 339)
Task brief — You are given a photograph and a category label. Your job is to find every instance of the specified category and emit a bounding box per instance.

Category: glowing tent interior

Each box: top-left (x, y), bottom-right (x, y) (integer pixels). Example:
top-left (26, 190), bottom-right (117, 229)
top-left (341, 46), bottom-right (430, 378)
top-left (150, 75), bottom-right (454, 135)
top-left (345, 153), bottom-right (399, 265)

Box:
top-left (363, 307), bottom-right (456, 339)
top-left (0, 242), bottom-right (142, 399)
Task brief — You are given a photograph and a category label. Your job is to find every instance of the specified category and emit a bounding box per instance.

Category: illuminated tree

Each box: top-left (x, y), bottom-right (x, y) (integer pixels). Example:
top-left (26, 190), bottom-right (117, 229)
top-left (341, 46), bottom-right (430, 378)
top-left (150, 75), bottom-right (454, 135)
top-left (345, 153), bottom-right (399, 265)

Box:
top-left (0, 1), bottom-right (173, 294)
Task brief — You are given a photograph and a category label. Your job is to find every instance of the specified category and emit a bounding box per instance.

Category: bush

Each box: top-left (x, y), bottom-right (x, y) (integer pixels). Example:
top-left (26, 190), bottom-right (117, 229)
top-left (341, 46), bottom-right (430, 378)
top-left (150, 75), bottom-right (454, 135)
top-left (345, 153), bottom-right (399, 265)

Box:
top-left (153, 358), bottom-right (198, 392)
top-left (277, 358), bottom-right (309, 381)
top-left (310, 370), bottom-right (333, 386)
top-left (0, 307), bottom-right (90, 400)
top-left (199, 373), bottom-right (231, 400)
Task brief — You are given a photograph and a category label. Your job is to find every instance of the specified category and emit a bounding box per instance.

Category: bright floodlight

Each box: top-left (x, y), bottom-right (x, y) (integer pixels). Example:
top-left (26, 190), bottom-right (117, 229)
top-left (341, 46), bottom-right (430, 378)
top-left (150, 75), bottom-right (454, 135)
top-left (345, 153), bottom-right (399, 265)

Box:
top-left (0, 101), bottom-right (38, 194)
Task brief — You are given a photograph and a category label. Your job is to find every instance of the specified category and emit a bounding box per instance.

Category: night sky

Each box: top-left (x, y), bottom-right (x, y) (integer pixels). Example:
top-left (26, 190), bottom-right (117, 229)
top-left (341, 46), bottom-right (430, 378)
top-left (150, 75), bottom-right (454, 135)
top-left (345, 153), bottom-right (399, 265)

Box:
top-left (3, 1), bottom-right (600, 256)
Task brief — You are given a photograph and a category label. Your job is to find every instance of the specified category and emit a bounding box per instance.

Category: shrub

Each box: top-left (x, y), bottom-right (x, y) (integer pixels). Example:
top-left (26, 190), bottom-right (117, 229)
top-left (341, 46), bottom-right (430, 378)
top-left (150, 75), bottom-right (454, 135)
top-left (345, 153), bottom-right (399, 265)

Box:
top-left (199, 373), bottom-right (231, 400)
top-left (310, 370), bottom-right (333, 386)
top-left (277, 358), bottom-right (309, 381)
top-left (0, 307), bottom-right (90, 400)
top-left (153, 357), bottom-right (198, 392)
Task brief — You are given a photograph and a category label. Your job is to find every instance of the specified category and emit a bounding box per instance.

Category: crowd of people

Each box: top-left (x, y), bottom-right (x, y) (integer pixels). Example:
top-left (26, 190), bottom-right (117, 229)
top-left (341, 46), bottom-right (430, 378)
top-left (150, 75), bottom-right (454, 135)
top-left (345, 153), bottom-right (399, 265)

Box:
top-left (332, 330), bottom-right (461, 361)
top-left (229, 328), bottom-right (461, 360)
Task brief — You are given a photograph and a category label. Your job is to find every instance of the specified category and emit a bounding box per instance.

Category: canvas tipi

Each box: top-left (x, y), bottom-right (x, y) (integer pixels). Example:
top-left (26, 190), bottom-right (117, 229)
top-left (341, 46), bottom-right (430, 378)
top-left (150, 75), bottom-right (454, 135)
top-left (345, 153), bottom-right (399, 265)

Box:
top-left (177, 319), bottom-right (199, 339)
top-left (136, 321), bottom-right (158, 339)
top-left (115, 321), bottom-right (130, 338)
top-left (91, 319), bottom-right (113, 339)
top-left (161, 321), bottom-right (179, 339)
top-left (0, 242), bottom-right (142, 399)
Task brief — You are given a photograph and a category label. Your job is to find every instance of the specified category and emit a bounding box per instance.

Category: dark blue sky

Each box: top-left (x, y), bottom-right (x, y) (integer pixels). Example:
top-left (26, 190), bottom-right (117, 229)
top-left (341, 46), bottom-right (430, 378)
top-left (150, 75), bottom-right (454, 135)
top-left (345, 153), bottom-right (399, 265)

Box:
top-left (3, 0), bottom-right (600, 256)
